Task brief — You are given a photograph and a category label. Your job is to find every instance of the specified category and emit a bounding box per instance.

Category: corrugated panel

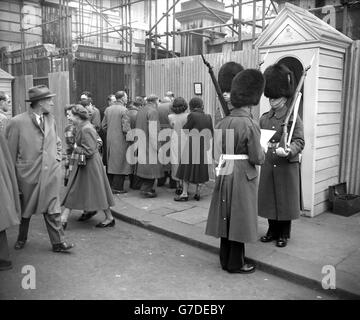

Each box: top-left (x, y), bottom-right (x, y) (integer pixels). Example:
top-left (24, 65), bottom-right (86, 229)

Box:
top-left (340, 40), bottom-right (360, 195)
top-left (145, 50), bottom-right (258, 121)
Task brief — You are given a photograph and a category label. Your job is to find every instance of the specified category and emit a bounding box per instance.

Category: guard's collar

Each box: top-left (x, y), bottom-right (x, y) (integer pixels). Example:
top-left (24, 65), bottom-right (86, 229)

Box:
top-left (268, 105), bottom-right (288, 119)
top-left (230, 107), bottom-right (252, 118)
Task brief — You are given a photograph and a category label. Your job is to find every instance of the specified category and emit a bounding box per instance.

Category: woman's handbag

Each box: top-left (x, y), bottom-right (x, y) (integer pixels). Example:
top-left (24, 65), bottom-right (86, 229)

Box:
top-left (78, 150), bottom-right (87, 167)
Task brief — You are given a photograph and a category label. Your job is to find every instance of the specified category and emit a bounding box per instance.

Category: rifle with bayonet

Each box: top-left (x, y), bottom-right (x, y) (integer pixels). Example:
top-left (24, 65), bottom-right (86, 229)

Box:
top-left (279, 55), bottom-right (315, 150)
top-left (201, 53), bottom-right (230, 117)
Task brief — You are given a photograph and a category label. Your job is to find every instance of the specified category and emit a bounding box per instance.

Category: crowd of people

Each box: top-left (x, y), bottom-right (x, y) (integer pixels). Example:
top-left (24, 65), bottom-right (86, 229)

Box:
top-left (0, 59), bottom-right (304, 276)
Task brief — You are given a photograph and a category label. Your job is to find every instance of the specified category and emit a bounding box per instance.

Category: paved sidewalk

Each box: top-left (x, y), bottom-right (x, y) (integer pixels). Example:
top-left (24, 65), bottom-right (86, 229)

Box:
top-left (110, 180), bottom-right (360, 299)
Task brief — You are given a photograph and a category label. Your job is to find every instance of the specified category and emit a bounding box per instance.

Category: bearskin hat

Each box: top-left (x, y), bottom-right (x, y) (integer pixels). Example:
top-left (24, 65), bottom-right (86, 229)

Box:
top-left (218, 62), bottom-right (244, 93)
top-left (230, 69), bottom-right (265, 108)
top-left (264, 63), bottom-right (295, 99)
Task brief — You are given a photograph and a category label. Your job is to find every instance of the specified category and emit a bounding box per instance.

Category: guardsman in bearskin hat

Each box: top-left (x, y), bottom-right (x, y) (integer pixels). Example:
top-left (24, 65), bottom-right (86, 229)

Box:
top-left (217, 62), bottom-right (244, 115)
top-left (206, 69), bottom-right (265, 274)
top-left (258, 63), bottom-right (305, 248)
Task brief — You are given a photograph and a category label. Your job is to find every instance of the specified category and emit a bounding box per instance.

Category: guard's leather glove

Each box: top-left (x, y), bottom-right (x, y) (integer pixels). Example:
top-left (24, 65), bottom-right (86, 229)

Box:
top-left (275, 147), bottom-right (291, 157)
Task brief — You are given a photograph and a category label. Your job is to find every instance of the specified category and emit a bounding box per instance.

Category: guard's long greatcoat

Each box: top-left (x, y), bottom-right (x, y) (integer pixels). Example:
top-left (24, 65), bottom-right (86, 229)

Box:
top-left (102, 102), bottom-right (132, 175)
top-left (0, 133), bottom-right (20, 232)
top-left (206, 108), bottom-right (265, 243)
top-left (258, 105), bottom-right (305, 221)
top-left (5, 110), bottom-right (62, 218)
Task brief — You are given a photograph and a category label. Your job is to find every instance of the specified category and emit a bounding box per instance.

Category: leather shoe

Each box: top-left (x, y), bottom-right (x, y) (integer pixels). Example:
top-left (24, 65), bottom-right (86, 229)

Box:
top-left (260, 234), bottom-right (274, 243)
top-left (141, 190), bottom-right (157, 198)
top-left (112, 189), bottom-right (127, 194)
top-left (276, 238), bottom-right (288, 248)
top-left (193, 194), bottom-right (201, 201)
top-left (78, 211), bottom-right (97, 221)
top-left (52, 242), bottom-right (74, 253)
top-left (227, 263), bottom-right (256, 274)
top-left (14, 240), bottom-right (26, 250)
top-left (174, 194), bottom-right (189, 202)
top-left (96, 219), bottom-right (115, 228)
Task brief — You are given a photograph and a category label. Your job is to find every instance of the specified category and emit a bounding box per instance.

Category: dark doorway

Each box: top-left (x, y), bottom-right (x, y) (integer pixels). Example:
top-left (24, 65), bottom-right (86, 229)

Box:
top-left (74, 59), bottom-right (126, 109)
top-left (277, 56), bottom-right (304, 119)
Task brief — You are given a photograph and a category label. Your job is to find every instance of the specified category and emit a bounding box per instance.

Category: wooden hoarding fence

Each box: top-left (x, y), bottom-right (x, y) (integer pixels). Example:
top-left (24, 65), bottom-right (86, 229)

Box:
top-left (340, 40), bottom-right (360, 195)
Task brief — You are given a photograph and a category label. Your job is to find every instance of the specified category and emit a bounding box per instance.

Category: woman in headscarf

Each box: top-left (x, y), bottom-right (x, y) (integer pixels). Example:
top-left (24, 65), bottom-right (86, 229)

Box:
top-left (175, 97), bottom-right (213, 201)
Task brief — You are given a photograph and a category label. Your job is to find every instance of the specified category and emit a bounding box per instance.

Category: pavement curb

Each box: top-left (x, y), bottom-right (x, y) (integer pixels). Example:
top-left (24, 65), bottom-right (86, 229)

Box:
top-left (111, 205), bottom-right (360, 300)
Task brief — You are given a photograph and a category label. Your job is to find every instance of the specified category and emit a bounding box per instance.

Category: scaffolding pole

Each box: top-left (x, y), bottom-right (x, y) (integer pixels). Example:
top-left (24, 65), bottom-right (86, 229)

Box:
top-left (20, 0), bottom-right (25, 75)
top-left (194, 0), bottom-right (239, 35)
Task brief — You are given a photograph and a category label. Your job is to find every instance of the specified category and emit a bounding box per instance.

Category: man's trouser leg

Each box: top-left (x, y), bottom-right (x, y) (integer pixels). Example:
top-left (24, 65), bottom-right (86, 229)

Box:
top-left (0, 230), bottom-right (10, 261)
top-left (17, 218), bottom-right (31, 242)
top-left (267, 219), bottom-right (280, 239)
top-left (278, 220), bottom-right (291, 239)
top-left (112, 174), bottom-right (126, 191)
top-left (226, 240), bottom-right (245, 271)
top-left (43, 213), bottom-right (65, 245)
top-left (220, 237), bottom-right (230, 270)
top-left (107, 173), bottom-right (114, 187)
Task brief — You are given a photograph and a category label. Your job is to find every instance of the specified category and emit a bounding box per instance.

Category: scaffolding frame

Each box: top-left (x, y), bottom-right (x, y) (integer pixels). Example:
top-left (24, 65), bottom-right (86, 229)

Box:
top-left (18, 0), bottom-right (278, 69)
top-left (16, 0), bottom-right (279, 95)
top-left (145, 0), bottom-right (278, 58)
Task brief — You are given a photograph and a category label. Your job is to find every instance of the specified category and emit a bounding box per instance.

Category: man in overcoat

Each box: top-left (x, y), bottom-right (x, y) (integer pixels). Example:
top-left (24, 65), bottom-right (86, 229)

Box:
top-left (102, 90), bottom-right (132, 193)
top-left (80, 91), bottom-right (101, 133)
top-left (206, 69), bottom-right (265, 274)
top-left (157, 95), bottom-right (176, 189)
top-left (127, 96), bottom-right (144, 190)
top-left (135, 94), bottom-right (164, 198)
top-left (258, 63), bottom-right (305, 248)
top-left (0, 133), bottom-right (20, 270)
top-left (5, 85), bottom-right (74, 253)
top-left (99, 94), bottom-right (116, 167)
top-left (0, 91), bottom-right (11, 134)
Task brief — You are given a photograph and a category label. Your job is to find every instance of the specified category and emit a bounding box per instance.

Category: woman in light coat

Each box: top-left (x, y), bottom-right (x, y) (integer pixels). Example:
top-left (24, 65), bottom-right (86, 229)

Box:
top-left (61, 105), bottom-right (115, 228)
top-left (168, 97), bottom-right (189, 195)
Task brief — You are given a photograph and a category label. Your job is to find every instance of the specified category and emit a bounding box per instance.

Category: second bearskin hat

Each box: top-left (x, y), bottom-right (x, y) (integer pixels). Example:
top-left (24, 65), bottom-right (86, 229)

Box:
top-left (218, 62), bottom-right (244, 93)
top-left (264, 63), bottom-right (295, 99)
top-left (230, 69), bottom-right (265, 108)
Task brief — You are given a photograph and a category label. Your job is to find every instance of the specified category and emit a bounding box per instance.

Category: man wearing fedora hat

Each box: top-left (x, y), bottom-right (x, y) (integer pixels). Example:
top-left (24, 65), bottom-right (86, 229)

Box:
top-left (5, 85), bottom-right (74, 253)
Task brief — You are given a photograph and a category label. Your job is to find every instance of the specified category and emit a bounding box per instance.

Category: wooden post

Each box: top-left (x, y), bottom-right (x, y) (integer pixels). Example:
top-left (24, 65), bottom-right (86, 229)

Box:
top-left (238, 0), bottom-right (243, 50)
top-left (12, 75), bottom-right (33, 116)
top-left (48, 71), bottom-right (70, 144)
